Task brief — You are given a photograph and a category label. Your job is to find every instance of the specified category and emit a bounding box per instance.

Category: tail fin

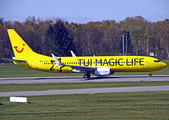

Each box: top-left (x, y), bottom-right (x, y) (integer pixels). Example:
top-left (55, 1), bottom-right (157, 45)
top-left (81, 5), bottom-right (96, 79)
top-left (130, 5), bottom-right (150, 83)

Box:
top-left (7, 29), bottom-right (34, 59)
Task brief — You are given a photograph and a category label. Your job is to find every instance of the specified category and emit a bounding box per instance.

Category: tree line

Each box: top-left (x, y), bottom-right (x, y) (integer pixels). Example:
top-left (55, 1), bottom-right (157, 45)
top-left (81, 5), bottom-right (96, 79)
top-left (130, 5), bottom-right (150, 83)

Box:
top-left (0, 16), bottom-right (169, 63)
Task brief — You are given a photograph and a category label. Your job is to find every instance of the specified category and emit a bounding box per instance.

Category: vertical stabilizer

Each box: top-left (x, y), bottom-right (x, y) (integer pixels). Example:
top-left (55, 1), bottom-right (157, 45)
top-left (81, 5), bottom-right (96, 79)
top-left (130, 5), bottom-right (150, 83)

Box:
top-left (7, 29), bottom-right (34, 59)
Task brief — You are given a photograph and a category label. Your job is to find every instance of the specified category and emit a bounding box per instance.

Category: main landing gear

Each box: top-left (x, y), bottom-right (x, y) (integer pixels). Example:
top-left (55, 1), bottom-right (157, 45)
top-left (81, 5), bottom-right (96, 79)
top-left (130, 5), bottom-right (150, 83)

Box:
top-left (149, 73), bottom-right (152, 77)
top-left (83, 73), bottom-right (91, 79)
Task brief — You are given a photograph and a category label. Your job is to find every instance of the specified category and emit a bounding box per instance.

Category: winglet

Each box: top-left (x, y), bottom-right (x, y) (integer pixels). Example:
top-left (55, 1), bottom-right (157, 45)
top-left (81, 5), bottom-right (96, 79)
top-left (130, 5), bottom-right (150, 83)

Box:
top-left (51, 53), bottom-right (61, 68)
top-left (70, 50), bottom-right (76, 57)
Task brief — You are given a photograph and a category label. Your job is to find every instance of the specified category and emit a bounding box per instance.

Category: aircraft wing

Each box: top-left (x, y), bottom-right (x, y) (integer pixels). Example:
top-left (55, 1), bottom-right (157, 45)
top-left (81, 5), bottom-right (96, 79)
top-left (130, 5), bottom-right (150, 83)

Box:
top-left (51, 53), bottom-right (95, 73)
top-left (65, 64), bottom-right (95, 73)
top-left (70, 50), bottom-right (76, 57)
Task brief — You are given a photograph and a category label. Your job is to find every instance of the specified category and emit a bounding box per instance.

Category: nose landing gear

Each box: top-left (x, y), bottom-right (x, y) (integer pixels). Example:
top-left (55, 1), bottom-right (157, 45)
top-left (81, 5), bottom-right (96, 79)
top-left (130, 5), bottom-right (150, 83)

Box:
top-left (149, 73), bottom-right (152, 77)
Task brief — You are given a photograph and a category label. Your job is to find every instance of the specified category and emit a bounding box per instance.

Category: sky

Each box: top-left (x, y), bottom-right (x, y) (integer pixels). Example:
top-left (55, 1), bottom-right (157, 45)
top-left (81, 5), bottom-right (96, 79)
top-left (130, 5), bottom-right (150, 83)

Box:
top-left (0, 0), bottom-right (169, 23)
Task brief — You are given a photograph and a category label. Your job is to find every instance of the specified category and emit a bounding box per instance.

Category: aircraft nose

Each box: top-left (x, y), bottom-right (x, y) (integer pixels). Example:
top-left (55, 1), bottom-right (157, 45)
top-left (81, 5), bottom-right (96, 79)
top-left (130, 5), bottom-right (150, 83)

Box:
top-left (161, 62), bottom-right (167, 68)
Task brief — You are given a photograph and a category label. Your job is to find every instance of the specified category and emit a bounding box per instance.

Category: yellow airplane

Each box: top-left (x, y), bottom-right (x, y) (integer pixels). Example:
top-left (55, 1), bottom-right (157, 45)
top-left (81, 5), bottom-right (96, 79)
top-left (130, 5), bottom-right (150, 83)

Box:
top-left (3, 29), bottom-right (167, 78)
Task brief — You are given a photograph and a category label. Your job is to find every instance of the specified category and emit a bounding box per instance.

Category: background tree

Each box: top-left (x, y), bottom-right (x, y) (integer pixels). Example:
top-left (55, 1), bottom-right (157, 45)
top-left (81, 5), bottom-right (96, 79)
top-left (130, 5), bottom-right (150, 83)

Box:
top-left (129, 26), bottom-right (145, 55)
top-left (1, 15), bottom-right (169, 63)
top-left (161, 21), bottom-right (169, 59)
top-left (44, 20), bottom-right (74, 56)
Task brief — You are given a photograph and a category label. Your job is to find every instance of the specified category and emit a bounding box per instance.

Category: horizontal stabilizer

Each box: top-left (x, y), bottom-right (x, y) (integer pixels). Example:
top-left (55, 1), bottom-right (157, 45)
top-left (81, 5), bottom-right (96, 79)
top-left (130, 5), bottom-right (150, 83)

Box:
top-left (2, 58), bottom-right (26, 62)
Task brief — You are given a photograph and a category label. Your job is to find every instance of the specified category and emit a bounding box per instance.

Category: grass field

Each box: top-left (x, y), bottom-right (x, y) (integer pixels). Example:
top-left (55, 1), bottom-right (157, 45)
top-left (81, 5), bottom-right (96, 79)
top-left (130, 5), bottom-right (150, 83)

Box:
top-left (0, 91), bottom-right (169, 120)
top-left (0, 60), bottom-right (169, 78)
top-left (0, 61), bottom-right (169, 119)
top-left (0, 81), bottom-right (169, 92)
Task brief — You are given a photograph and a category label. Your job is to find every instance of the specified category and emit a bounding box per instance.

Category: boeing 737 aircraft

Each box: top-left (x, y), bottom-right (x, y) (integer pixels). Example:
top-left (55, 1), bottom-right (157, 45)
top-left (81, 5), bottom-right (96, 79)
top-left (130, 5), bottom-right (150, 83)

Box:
top-left (3, 29), bottom-right (167, 78)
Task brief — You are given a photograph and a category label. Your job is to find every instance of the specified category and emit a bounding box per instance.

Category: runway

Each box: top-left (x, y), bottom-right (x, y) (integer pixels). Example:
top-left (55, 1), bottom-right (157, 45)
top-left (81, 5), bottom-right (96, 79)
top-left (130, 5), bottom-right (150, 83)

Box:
top-left (0, 86), bottom-right (169, 97)
top-left (1, 75), bottom-right (169, 84)
top-left (0, 75), bottom-right (169, 97)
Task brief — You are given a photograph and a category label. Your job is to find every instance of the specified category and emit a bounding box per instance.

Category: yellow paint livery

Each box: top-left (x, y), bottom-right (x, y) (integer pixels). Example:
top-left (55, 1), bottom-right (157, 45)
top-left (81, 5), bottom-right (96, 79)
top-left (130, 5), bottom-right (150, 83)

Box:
top-left (5, 29), bottom-right (167, 78)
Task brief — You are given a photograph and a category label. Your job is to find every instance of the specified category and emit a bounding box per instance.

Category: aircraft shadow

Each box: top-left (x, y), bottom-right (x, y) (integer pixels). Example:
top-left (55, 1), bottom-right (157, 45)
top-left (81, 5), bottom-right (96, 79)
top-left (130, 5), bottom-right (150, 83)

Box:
top-left (34, 77), bottom-right (83, 80)
top-left (35, 75), bottom-right (169, 81)
top-left (1, 75), bottom-right (169, 81)
top-left (82, 75), bottom-right (169, 81)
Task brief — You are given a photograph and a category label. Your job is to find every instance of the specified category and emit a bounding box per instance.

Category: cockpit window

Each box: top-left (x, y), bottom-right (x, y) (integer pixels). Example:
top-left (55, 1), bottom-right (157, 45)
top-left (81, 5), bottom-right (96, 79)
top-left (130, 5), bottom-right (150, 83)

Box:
top-left (154, 60), bottom-right (161, 63)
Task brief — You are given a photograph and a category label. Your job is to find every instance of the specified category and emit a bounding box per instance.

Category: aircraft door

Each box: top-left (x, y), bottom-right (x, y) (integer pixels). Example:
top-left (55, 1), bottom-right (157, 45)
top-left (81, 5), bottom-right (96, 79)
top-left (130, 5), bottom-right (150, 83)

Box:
top-left (145, 59), bottom-right (149, 67)
top-left (35, 60), bottom-right (39, 68)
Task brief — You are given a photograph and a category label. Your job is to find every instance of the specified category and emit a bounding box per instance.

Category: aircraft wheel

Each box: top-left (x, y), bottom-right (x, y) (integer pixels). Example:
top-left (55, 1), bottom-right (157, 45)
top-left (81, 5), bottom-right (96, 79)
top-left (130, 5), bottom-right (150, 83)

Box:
top-left (149, 73), bottom-right (152, 77)
top-left (83, 73), bottom-right (91, 78)
top-left (83, 74), bottom-right (88, 78)
top-left (87, 73), bottom-right (91, 78)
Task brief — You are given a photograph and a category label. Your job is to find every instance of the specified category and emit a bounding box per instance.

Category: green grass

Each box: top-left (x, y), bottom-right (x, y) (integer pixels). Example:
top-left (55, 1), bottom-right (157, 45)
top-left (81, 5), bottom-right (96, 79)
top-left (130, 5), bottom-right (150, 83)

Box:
top-left (0, 61), bottom-right (169, 119)
top-left (0, 61), bottom-right (169, 120)
top-left (0, 91), bottom-right (169, 120)
top-left (0, 63), bottom-right (81, 78)
top-left (0, 81), bottom-right (169, 92)
top-left (0, 60), bottom-right (169, 78)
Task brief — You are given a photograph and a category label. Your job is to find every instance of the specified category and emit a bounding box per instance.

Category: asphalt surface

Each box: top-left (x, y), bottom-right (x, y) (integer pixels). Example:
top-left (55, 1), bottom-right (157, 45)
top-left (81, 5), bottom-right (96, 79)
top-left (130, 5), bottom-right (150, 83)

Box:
top-left (0, 86), bottom-right (169, 97)
top-left (1, 75), bottom-right (169, 84)
top-left (0, 75), bottom-right (169, 97)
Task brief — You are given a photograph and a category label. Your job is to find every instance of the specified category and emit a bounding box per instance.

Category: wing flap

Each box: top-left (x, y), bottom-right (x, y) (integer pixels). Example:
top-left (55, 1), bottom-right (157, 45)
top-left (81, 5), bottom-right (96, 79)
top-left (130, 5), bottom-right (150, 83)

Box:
top-left (66, 64), bottom-right (95, 71)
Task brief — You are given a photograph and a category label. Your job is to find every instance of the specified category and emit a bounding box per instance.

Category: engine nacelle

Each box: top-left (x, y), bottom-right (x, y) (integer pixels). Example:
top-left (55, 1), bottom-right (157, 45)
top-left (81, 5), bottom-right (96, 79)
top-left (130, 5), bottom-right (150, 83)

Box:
top-left (94, 67), bottom-right (112, 76)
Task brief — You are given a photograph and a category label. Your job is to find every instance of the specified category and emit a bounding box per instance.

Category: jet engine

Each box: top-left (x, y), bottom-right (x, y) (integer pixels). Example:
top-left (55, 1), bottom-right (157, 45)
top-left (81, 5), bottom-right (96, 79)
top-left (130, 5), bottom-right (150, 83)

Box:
top-left (94, 67), bottom-right (112, 76)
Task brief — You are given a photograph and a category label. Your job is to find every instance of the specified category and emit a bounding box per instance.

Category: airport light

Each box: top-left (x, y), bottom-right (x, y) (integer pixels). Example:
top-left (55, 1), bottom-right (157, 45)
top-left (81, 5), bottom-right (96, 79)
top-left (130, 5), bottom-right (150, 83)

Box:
top-left (121, 35), bottom-right (125, 56)
top-left (125, 32), bottom-right (128, 55)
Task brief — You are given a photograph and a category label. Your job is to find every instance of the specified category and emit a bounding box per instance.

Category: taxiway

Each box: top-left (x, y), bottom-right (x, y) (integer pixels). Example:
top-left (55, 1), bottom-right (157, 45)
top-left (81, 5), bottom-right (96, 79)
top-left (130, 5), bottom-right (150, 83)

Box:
top-left (0, 75), bottom-right (169, 84)
top-left (0, 86), bottom-right (169, 97)
top-left (0, 75), bottom-right (169, 97)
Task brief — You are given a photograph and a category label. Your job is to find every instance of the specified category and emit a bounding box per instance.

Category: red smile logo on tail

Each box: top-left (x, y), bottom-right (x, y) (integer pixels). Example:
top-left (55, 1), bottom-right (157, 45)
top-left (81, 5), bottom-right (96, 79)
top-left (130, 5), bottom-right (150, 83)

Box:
top-left (14, 44), bottom-right (25, 53)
